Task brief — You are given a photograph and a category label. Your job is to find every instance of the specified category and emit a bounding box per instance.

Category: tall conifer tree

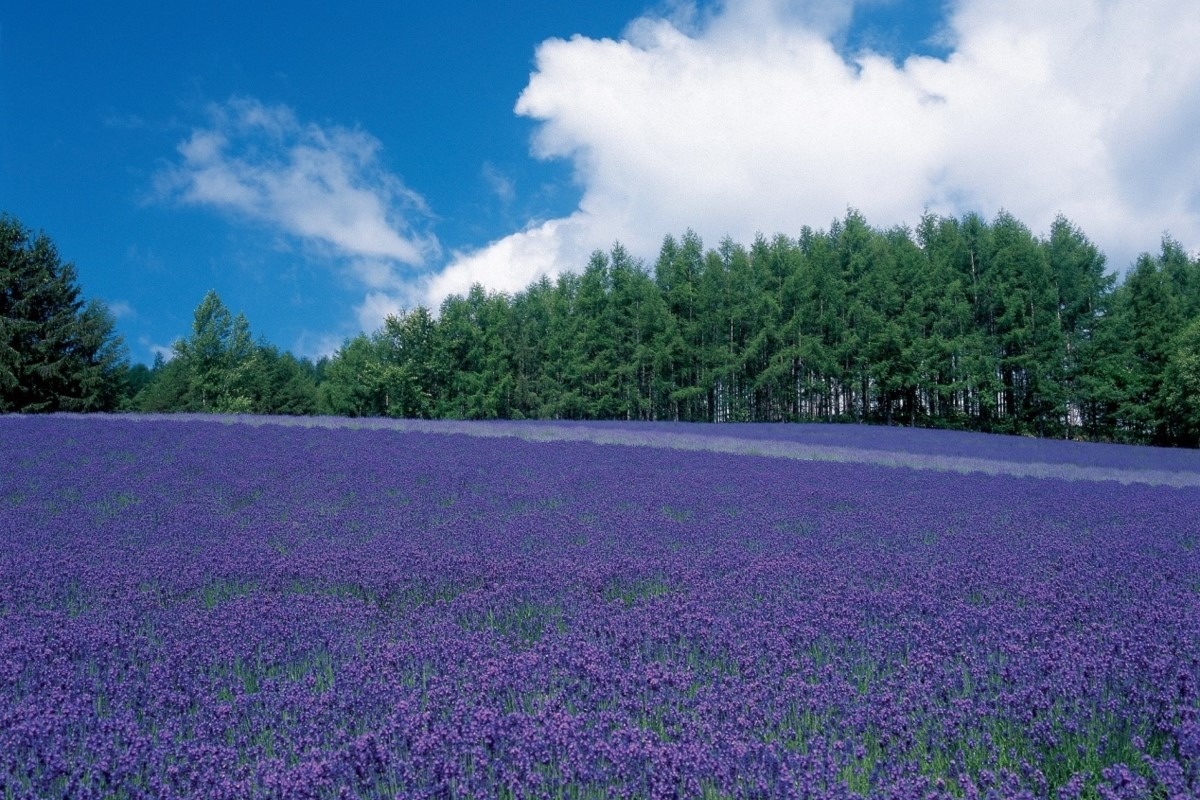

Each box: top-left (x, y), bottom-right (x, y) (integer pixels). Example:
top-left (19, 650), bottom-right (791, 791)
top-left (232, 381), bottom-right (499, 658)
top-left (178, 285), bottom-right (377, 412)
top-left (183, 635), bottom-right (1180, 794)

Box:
top-left (0, 214), bottom-right (128, 412)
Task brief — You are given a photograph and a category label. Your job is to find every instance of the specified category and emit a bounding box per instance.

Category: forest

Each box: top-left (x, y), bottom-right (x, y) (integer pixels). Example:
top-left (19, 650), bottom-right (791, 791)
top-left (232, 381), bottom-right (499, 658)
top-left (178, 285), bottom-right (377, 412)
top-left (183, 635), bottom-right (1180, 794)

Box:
top-left (5, 209), bottom-right (1200, 446)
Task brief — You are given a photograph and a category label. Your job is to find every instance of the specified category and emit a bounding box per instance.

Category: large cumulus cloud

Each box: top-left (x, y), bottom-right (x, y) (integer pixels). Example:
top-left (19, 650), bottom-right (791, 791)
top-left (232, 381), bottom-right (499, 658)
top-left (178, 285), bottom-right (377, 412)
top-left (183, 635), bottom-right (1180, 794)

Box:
top-left (428, 0), bottom-right (1200, 304)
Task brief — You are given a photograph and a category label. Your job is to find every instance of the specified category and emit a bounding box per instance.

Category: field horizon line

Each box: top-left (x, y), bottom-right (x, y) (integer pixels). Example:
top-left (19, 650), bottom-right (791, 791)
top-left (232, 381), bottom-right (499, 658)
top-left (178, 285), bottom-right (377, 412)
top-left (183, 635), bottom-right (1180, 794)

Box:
top-left (16, 412), bottom-right (1200, 489)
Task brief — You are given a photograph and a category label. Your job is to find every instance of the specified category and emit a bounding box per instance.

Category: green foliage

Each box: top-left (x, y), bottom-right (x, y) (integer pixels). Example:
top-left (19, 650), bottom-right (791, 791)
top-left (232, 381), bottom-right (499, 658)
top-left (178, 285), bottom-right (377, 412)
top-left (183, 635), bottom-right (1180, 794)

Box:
top-left (317, 334), bottom-right (386, 417)
top-left (118, 209), bottom-right (1199, 446)
top-left (435, 285), bottom-right (515, 419)
top-left (135, 290), bottom-right (318, 415)
top-left (302, 214), bottom-right (1197, 446)
top-left (170, 290), bottom-right (251, 412)
top-left (1164, 318), bottom-right (1200, 446)
top-left (1110, 252), bottom-right (1184, 443)
top-left (0, 213), bottom-right (129, 412)
top-left (134, 353), bottom-right (188, 412)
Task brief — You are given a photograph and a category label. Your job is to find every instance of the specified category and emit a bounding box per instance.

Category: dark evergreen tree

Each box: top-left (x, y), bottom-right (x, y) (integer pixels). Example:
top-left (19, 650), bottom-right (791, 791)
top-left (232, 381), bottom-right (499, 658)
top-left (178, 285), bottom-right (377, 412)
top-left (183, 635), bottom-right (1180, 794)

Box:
top-left (988, 212), bottom-right (1065, 436)
top-left (247, 345), bottom-right (319, 415)
top-left (0, 214), bottom-right (129, 412)
top-left (543, 272), bottom-right (584, 418)
top-left (573, 251), bottom-right (618, 418)
top-left (865, 227), bottom-right (924, 425)
top-left (1164, 318), bottom-right (1200, 447)
top-left (1119, 253), bottom-right (1182, 443)
top-left (796, 224), bottom-right (847, 419)
top-left (655, 231), bottom-right (706, 421)
top-left (1042, 216), bottom-right (1112, 438)
top-left (134, 353), bottom-right (189, 412)
top-left (509, 277), bottom-right (554, 418)
top-left (435, 285), bottom-right (514, 419)
top-left (916, 213), bottom-right (976, 425)
top-left (121, 362), bottom-right (155, 407)
top-left (608, 244), bottom-right (664, 420)
top-left (753, 234), bottom-right (803, 421)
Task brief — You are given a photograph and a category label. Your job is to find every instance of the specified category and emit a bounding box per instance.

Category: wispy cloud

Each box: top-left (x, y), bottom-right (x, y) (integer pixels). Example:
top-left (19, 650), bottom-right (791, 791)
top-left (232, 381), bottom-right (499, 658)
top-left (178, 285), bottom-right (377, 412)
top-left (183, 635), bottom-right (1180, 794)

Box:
top-left (157, 97), bottom-right (438, 267)
top-left (156, 97), bottom-right (441, 266)
top-left (155, 96), bottom-right (439, 340)
top-left (428, 0), bottom-right (1200, 304)
top-left (139, 337), bottom-right (177, 363)
top-left (354, 291), bottom-right (406, 334)
top-left (107, 300), bottom-right (136, 319)
top-left (123, 243), bottom-right (168, 274)
top-left (292, 331), bottom-right (346, 362)
top-left (481, 162), bottom-right (516, 205)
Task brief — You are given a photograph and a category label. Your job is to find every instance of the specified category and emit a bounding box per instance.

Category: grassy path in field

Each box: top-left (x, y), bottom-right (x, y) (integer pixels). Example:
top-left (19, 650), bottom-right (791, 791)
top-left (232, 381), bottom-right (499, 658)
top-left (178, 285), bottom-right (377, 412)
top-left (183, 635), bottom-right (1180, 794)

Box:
top-left (45, 413), bottom-right (1200, 488)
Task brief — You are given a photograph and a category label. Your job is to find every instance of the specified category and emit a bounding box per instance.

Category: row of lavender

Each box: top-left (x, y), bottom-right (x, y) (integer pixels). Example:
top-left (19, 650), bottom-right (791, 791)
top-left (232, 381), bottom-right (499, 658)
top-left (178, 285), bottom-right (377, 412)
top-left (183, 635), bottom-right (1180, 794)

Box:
top-left (1, 417), bottom-right (1198, 798)
top-left (89, 414), bottom-right (1200, 484)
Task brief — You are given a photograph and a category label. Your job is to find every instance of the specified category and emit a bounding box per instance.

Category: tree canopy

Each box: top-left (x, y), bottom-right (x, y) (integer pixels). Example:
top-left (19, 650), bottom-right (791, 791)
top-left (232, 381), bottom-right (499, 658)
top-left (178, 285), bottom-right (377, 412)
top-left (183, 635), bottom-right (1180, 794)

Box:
top-left (24, 206), bottom-right (1199, 447)
top-left (1, 214), bottom-right (128, 412)
top-left (133, 290), bottom-right (319, 416)
top-left (305, 210), bottom-right (1200, 446)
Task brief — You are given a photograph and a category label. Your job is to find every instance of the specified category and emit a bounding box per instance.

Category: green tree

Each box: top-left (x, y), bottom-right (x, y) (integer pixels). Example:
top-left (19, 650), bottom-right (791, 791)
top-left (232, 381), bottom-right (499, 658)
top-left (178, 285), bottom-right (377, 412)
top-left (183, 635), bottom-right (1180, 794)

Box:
top-left (247, 345), bottom-right (319, 415)
top-left (1119, 253), bottom-right (1181, 443)
top-left (134, 353), bottom-right (189, 412)
top-left (176, 290), bottom-right (232, 410)
top-left (146, 208), bottom-right (1188, 445)
top-left (543, 272), bottom-right (584, 418)
top-left (508, 277), bottom-right (555, 417)
top-left (1074, 283), bottom-right (1137, 441)
top-left (795, 224), bottom-right (847, 420)
top-left (1159, 237), bottom-right (1199, 319)
top-left (317, 334), bottom-right (388, 417)
top-left (752, 234), bottom-right (803, 421)
top-left (1164, 318), bottom-right (1200, 446)
top-left (121, 361), bottom-right (155, 407)
top-left (864, 227), bottom-right (925, 425)
top-left (609, 244), bottom-right (674, 420)
top-left (574, 251), bottom-right (618, 418)
top-left (0, 213), bottom-right (129, 412)
top-left (988, 212), bottom-right (1065, 436)
top-left (435, 285), bottom-right (514, 419)
top-left (373, 306), bottom-right (439, 418)
top-left (1043, 216), bottom-right (1113, 438)
top-left (168, 291), bottom-right (256, 412)
top-left (655, 231), bottom-right (706, 421)
top-left (915, 213), bottom-right (979, 426)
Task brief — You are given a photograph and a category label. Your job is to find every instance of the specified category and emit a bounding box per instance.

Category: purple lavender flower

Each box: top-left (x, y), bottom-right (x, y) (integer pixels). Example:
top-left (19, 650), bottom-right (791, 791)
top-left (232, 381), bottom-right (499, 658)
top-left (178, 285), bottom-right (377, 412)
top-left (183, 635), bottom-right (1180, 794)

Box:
top-left (1, 415), bottom-right (1197, 798)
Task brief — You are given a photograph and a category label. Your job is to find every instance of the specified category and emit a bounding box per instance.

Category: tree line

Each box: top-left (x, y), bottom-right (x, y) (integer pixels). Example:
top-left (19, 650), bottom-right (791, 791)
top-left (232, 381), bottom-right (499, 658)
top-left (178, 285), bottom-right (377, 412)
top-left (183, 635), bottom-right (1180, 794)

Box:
top-left (4, 209), bottom-right (1199, 446)
top-left (133, 290), bottom-right (320, 416)
top-left (1, 213), bottom-right (320, 416)
top-left (300, 210), bottom-right (1200, 445)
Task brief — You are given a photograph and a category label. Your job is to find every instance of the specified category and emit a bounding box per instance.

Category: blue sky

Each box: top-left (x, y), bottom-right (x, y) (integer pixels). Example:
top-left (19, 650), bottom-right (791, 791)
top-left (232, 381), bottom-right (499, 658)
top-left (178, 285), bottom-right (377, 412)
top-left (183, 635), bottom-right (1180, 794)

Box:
top-left (2, 1), bottom-right (1198, 364)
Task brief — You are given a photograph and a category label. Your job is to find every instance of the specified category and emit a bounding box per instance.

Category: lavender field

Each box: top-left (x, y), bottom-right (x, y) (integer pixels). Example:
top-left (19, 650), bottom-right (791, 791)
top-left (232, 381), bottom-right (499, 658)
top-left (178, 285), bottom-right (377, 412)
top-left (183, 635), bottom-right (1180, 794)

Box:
top-left (2, 417), bottom-right (1199, 799)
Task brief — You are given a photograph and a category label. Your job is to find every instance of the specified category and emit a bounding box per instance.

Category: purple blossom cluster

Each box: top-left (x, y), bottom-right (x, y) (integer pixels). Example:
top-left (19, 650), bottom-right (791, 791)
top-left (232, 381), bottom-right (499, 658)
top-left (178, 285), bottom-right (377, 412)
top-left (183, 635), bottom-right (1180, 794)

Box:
top-left (101, 415), bottom-right (1200, 487)
top-left (1, 416), bottom-right (1198, 799)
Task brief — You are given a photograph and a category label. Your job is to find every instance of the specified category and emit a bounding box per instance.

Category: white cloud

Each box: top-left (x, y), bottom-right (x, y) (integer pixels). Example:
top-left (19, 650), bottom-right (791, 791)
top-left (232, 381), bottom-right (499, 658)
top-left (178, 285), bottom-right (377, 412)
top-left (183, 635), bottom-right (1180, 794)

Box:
top-left (346, 258), bottom-right (406, 292)
top-left (139, 337), bottom-right (177, 363)
top-left (428, 0), bottom-right (1200, 303)
top-left (107, 300), bottom-right (135, 319)
top-left (354, 291), bottom-right (406, 334)
top-left (156, 96), bottom-right (442, 336)
top-left (481, 162), bottom-right (516, 204)
top-left (158, 98), bottom-right (438, 265)
top-left (422, 216), bottom-right (580, 303)
top-left (292, 331), bottom-right (346, 362)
